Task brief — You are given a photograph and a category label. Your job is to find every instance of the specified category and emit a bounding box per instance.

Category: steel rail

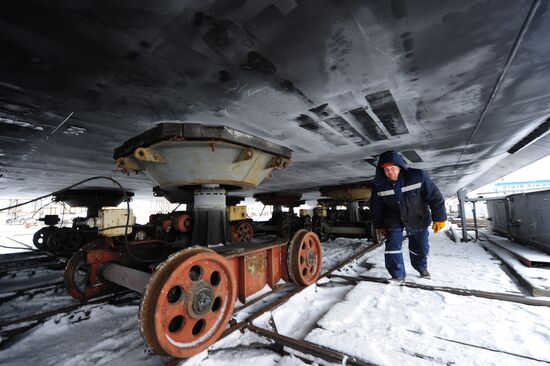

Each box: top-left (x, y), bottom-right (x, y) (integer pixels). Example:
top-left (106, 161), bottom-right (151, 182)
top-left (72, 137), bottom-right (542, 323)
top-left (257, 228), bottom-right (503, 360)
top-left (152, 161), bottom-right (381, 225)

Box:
top-left (0, 290), bottom-right (136, 330)
top-left (246, 324), bottom-right (377, 366)
top-left (329, 274), bottom-right (550, 307)
top-left (0, 255), bottom-right (65, 272)
top-left (0, 280), bottom-right (65, 300)
top-left (0, 291), bottom-right (137, 350)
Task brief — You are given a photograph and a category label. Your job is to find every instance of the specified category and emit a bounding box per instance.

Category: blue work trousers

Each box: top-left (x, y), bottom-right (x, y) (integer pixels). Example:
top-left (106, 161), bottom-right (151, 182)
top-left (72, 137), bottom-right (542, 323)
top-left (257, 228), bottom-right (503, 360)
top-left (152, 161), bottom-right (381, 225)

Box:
top-left (384, 225), bottom-right (429, 279)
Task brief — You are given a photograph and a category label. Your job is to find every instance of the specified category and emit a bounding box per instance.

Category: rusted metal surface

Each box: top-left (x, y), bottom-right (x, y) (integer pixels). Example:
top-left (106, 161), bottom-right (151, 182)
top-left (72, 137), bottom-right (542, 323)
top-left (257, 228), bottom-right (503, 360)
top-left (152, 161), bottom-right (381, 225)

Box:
top-left (287, 230), bottom-right (322, 285)
top-left (134, 147), bottom-right (166, 163)
top-left (64, 240), bottom-right (142, 302)
top-left (231, 221), bottom-right (253, 242)
top-left (139, 247), bottom-right (237, 358)
top-left (223, 240), bottom-right (288, 304)
top-left (246, 324), bottom-right (376, 366)
top-left (174, 214), bottom-right (192, 233)
top-left (161, 241), bottom-right (382, 363)
top-left (64, 245), bottom-right (114, 303)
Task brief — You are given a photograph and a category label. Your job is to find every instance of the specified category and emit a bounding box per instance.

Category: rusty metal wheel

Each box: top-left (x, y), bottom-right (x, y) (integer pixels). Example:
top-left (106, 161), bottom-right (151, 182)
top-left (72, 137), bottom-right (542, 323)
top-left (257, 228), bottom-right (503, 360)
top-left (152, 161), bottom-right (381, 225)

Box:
top-left (175, 214), bottom-right (192, 233)
top-left (139, 247), bottom-right (237, 357)
top-left (235, 221), bottom-right (253, 242)
top-left (64, 240), bottom-right (113, 302)
top-left (287, 229), bottom-right (323, 286)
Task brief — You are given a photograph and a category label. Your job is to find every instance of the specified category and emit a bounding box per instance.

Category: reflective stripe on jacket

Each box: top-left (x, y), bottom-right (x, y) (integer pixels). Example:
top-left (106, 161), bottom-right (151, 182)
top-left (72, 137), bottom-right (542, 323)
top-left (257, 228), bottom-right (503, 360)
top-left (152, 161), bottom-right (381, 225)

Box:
top-left (371, 151), bottom-right (447, 230)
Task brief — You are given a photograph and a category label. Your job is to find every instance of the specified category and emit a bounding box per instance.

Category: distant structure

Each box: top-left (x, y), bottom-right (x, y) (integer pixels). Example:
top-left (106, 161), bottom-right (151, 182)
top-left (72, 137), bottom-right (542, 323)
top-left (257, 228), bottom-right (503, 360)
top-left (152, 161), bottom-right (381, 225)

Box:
top-left (494, 180), bottom-right (550, 194)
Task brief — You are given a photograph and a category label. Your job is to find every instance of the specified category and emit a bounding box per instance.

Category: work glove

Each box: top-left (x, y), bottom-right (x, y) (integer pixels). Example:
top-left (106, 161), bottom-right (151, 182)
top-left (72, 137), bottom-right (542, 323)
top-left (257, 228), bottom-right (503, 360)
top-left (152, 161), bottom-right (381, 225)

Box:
top-left (375, 228), bottom-right (387, 238)
top-left (432, 221), bottom-right (446, 234)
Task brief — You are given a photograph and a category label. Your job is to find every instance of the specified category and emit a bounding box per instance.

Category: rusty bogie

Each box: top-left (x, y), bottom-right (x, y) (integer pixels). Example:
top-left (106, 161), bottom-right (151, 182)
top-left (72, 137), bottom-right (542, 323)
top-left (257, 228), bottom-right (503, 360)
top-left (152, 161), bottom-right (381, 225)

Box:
top-left (65, 226), bottom-right (323, 358)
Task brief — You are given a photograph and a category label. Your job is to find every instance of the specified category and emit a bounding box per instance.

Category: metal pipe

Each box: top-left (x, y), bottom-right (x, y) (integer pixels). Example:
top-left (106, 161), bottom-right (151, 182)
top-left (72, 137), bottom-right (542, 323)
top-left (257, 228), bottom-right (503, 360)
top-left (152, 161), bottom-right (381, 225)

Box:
top-left (348, 200), bottom-right (359, 222)
top-left (100, 263), bottom-right (151, 294)
top-left (472, 201), bottom-right (479, 242)
top-left (457, 189), bottom-right (469, 242)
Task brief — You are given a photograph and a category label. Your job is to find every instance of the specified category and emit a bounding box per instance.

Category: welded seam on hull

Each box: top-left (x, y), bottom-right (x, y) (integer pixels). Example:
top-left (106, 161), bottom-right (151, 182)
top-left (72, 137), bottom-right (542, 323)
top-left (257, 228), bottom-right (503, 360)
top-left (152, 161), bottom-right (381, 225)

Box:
top-left (451, 0), bottom-right (542, 183)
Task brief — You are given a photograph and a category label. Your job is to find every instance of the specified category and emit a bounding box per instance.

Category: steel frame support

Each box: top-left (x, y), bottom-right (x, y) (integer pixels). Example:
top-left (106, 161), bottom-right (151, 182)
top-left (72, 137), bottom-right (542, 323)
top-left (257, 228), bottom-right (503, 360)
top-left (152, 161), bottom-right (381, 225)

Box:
top-left (457, 189), bottom-right (469, 242)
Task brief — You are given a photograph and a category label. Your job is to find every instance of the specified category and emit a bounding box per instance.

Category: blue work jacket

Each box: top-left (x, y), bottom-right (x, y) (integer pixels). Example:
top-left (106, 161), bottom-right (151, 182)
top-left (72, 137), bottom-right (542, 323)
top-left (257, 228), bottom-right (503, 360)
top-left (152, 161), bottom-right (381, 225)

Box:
top-left (371, 151), bottom-right (447, 231)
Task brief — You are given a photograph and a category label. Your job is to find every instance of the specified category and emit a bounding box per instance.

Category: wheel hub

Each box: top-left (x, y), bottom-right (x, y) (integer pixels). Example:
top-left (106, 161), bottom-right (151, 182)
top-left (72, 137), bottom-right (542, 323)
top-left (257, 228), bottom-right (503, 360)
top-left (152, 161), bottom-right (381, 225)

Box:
top-left (287, 229), bottom-right (323, 286)
top-left (190, 284), bottom-right (214, 317)
top-left (307, 249), bottom-right (316, 266)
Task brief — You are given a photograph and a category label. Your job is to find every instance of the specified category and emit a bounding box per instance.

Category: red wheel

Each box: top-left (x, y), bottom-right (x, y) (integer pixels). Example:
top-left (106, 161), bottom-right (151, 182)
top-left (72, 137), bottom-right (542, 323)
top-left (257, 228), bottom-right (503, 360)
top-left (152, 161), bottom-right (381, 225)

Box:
top-left (175, 214), bottom-right (192, 233)
top-left (287, 229), bottom-right (323, 285)
top-left (139, 247), bottom-right (237, 357)
top-left (64, 240), bottom-right (114, 302)
top-left (235, 221), bottom-right (253, 242)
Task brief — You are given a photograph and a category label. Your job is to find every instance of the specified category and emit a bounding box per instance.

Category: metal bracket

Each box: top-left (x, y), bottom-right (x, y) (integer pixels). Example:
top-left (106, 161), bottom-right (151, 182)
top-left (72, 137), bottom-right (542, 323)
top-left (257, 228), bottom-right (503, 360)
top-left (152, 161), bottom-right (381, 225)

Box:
top-left (134, 147), bottom-right (166, 163)
top-left (116, 157), bottom-right (140, 171)
top-left (270, 156), bottom-right (290, 169)
top-left (234, 148), bottom-right (255, 163)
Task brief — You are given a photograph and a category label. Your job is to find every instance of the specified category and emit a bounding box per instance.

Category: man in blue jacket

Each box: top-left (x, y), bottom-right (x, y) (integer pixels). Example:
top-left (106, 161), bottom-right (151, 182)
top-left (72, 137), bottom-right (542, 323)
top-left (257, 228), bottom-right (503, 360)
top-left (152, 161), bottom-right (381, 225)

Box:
top-left (370, 151), bottom-right (447, 282)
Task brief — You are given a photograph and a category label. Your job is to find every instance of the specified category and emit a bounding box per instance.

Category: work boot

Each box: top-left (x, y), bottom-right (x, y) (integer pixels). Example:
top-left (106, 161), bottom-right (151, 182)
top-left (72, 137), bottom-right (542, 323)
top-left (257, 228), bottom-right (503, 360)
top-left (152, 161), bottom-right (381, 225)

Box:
top-left (390, 277), bottom-right (405, 284)
top-left (419, 269), bottom-right (431, 279)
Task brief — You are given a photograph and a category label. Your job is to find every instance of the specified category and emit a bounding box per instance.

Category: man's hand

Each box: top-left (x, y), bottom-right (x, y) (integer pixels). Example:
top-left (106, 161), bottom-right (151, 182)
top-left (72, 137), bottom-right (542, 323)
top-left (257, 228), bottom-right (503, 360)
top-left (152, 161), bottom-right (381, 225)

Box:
top-left (432, 221), bottom-right (446, 233)
top-left (375, 228), bottom-right (387, 238)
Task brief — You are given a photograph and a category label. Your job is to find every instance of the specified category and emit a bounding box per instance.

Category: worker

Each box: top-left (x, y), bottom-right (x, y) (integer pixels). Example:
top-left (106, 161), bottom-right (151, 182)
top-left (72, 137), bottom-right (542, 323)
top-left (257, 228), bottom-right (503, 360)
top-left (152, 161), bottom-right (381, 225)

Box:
top-left (370, 151), bottom-right (447, 282)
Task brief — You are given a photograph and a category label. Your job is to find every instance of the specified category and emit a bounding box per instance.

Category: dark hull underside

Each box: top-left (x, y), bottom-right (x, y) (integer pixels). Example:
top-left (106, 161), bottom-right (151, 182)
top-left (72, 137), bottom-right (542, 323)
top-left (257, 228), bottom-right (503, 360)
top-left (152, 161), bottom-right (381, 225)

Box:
top-left (1, 0), bottom-right (549, 199)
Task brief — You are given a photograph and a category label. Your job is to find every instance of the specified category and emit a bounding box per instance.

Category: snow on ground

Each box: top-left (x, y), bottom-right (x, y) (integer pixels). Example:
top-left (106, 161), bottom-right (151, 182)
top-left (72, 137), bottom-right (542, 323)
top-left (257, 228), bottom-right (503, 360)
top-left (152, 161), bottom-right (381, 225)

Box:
top-left (1, 303), bottom-right (171, 366)
top-left (268, 284), bottom-right (353, 339)
top-left (0, 284), bottom-right (75, 322)
top-left (0, 268), bottom-right (64, 293)
top-left (1, 230), bottom-right (549, 366)
top-left (320, 237), bottom-right (368, 273)
top-left (346, 230), bottom-right (522, 294)
top-left (306, 281), bottom-right (550, 365)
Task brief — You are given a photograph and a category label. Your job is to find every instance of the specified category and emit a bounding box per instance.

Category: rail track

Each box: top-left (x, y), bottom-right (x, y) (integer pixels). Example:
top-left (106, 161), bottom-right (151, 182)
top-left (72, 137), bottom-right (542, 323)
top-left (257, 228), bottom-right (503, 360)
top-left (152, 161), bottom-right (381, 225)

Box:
top-left (0, 280), bottom-right (65, 302)
top-left (3, 240), bottom-right (547, 365)
top-left (166, 240), bottom-right (550, 365)
top-left (327, 274), bottom-right (550, 308)
top-left (0, 251), bottom-right (65, 274)
top-left (0, 290), bottom-right (138, 349)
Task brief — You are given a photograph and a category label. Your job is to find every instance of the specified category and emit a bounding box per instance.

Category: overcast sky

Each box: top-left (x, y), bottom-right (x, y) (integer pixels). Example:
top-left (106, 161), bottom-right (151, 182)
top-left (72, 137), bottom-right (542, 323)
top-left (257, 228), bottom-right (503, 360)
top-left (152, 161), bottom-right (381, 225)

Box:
top-left (496, 154), bottom-right (550, 182)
